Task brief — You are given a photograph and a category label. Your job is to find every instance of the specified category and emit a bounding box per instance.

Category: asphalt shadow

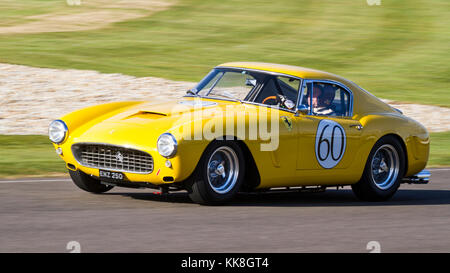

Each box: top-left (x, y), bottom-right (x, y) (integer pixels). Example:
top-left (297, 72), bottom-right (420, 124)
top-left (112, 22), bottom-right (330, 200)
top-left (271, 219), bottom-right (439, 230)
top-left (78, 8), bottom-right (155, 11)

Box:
top-left (106, 188), bottom-right (450, 207)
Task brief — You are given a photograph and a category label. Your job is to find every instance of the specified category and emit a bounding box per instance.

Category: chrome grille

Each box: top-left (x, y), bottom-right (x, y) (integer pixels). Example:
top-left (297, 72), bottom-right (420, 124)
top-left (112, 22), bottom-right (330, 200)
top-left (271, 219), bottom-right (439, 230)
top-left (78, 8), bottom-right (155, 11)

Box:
top-left (72, 143), bottom-right (153, 174)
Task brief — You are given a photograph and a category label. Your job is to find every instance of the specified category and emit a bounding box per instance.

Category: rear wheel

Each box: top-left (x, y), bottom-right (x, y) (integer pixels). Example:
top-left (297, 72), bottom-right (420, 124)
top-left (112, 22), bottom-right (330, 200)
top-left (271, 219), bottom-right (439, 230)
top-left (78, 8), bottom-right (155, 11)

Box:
top-left (69, 170), bottom-right (114, 194)
top-left (352, 136), bottom-right (405, 201)
top-left (187, 141), bottom-right (245, 205)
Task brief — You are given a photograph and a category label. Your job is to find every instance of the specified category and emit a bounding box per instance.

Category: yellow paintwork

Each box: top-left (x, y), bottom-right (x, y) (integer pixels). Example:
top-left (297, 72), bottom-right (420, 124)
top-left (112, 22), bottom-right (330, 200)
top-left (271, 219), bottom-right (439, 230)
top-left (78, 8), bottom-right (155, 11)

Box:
top-left (53, 62), bottom-right (429, 189)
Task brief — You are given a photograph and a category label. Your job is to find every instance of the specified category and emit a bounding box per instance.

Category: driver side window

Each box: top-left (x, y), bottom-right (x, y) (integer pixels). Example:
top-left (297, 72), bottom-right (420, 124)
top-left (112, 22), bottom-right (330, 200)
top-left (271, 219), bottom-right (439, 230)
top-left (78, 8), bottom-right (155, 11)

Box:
top-left (254, 76), bottom-right (300, 111)
top-left (301, 81), bottom-right (351, 117)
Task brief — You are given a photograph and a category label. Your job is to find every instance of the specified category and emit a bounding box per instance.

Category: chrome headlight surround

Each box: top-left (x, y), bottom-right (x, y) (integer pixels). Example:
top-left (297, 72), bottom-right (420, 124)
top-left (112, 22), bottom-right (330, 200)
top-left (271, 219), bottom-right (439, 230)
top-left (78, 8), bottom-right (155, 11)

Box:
top-left (157, 133), bottom-right (177, 158)
top-left (48, 120), bottom-right (68, 144)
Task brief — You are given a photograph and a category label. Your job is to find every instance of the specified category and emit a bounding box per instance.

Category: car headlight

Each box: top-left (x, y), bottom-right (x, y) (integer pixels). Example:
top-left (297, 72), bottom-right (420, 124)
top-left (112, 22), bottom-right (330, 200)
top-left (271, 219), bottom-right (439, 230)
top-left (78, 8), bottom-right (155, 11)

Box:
top-left (48, 120), bottom-right (68, 144)
top-left (157, 133), bottom-right (177, 158)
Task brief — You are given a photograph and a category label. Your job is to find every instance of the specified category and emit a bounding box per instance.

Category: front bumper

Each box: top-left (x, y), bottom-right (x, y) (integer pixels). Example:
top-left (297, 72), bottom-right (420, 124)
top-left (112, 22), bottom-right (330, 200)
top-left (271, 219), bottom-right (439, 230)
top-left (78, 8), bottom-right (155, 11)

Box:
top-left (55, 142), bottom-right (184, 185)
top-left (402, 169), bottom-right (431, 184)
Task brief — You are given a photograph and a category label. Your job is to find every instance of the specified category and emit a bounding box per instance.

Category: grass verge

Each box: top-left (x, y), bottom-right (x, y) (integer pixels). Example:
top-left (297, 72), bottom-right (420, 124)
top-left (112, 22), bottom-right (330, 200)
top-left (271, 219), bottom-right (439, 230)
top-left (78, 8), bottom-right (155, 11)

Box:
top-left (0, 135), bottom-right (66, 177)
top-left (428, 131), bottom-right (450, 167)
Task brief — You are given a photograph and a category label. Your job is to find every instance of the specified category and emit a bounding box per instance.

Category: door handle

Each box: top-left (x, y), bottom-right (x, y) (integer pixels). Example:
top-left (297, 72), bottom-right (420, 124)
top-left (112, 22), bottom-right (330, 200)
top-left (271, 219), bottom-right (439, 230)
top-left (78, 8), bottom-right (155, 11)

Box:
top-left (349, 124), bottom-right (363, 130)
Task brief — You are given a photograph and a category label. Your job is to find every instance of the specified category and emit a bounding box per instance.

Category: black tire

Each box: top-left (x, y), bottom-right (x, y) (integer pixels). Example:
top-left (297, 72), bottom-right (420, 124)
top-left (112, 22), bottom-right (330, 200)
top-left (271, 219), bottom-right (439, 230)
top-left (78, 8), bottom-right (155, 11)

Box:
top-left (352, 135), bottom-right (405, 201)
top-left (186, 141), bottom-right (245, 205)
top-left (69, 170), bottom-right (114, 194)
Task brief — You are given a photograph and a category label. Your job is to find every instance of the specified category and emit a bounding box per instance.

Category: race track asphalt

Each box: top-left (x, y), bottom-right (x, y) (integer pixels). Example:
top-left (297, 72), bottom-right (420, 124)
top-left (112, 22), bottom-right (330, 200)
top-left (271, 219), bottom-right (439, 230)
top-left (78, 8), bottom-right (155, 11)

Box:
top-left (0, 169), bottom-right (449, 253)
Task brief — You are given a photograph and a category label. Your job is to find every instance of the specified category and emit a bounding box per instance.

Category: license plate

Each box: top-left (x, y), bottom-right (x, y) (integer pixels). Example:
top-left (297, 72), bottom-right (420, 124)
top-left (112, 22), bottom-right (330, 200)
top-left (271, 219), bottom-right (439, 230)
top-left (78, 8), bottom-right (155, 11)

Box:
top-left (99, 170), bottom-right (125, 181)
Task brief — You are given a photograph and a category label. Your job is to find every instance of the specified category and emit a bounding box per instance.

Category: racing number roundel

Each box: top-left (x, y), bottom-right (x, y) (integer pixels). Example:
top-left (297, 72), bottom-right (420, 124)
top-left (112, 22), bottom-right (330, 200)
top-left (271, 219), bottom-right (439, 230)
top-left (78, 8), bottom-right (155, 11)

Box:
top-left (315, 119), bottom-right (346, 169)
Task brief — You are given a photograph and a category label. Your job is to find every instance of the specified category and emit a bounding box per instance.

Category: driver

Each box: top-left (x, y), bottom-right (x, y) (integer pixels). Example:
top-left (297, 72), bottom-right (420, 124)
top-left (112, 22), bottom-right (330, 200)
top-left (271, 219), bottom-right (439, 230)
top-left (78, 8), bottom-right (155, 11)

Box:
top-left (317, 84), bottom-right (336, 115)
top-left (306, 85), bottom-right (336, 116)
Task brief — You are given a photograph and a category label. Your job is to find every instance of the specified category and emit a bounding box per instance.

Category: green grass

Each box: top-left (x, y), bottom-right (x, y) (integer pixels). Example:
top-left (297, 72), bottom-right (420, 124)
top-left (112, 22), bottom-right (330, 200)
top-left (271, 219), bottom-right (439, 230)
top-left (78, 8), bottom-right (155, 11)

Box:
top-left (0, 135), bottom-right (66, 177)
top-left (428, 131), bottom-right (450, 167)
top-left (0, 133), bottom-right (448, 177)
top-left (0, 0), bottom-right (449, 106)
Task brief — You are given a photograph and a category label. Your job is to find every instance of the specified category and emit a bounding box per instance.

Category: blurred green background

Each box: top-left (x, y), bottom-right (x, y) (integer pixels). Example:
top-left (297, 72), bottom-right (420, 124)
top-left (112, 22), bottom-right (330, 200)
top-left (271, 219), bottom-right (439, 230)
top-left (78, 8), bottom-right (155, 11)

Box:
top-left (0, 0), bottom-right (448, 176)
top-left (1, 0), bottom-right (449, 105)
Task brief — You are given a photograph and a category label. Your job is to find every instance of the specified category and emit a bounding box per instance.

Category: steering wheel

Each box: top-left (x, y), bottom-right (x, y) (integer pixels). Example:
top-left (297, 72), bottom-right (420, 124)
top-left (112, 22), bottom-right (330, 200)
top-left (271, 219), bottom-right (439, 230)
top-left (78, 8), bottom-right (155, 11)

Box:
top-left (262, 94), bottom-right (294, 108)
top-left (261, 95), bottom-right (280, 105)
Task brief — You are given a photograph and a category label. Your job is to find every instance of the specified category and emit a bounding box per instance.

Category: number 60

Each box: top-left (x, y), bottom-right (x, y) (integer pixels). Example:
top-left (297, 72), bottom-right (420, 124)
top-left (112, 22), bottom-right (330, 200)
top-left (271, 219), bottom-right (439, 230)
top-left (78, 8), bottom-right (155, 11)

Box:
top-left (315, 120), bottom-right (346, 169)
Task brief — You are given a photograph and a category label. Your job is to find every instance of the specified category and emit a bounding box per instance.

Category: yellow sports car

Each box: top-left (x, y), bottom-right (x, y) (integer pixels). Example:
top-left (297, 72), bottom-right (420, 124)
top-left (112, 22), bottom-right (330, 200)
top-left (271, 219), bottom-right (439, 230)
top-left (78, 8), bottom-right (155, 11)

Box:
top-left (49, 62), bottom-right (430, 204)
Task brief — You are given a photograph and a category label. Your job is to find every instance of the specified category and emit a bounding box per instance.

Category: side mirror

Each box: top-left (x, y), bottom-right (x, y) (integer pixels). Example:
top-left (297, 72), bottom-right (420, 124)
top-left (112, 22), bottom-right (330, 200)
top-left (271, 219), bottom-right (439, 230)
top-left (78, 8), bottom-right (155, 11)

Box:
top-left (245, 78), bottom-right (257, 87)
top-left (296, 104), bottom-right (309, 115)
top-left (283, 99), bottom-right (296, 110)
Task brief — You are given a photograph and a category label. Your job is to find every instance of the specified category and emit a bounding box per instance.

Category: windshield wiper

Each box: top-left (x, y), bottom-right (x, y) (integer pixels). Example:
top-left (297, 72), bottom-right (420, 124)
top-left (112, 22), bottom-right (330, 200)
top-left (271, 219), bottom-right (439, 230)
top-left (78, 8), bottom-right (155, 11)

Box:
top-left (212, 91), bottom-right (242, 103)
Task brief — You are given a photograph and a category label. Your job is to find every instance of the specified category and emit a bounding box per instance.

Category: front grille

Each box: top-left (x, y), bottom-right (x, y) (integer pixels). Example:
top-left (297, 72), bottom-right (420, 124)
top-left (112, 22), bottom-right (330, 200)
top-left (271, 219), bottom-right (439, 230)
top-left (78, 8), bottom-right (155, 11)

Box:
top-left (72, 143), bottom-right (153, 174)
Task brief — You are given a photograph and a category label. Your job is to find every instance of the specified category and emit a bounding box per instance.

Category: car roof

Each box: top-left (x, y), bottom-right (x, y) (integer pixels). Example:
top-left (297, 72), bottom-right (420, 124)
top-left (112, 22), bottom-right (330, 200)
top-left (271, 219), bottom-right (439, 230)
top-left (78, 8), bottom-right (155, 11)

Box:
top-left (217, 62), bottom-right (349, 83)
top-left (217, 62), bottom-right (397, 116)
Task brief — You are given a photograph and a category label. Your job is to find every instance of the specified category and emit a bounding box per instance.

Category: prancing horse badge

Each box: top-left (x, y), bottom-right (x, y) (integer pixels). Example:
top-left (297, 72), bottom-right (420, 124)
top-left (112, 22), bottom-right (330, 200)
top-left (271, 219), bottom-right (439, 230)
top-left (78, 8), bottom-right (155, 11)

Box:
top-left (281, 116), bottom-right (293, 131)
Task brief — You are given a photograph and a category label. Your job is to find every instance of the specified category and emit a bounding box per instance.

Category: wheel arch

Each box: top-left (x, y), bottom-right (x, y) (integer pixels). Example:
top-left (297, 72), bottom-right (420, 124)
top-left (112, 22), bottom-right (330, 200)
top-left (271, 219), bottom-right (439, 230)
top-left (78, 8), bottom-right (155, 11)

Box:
top-left (373, 133), bottom-right (409, 177)
top-left (194, 136), bottom-right (261, 191)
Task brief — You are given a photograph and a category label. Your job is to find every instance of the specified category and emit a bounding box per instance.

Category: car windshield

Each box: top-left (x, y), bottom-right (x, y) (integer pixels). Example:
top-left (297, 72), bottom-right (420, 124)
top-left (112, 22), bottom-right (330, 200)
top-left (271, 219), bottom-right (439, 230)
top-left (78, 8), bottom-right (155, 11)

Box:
top-left (190, 68), bottom-right (302, 111)
top-left (194, 69), bottom-right (255, 101)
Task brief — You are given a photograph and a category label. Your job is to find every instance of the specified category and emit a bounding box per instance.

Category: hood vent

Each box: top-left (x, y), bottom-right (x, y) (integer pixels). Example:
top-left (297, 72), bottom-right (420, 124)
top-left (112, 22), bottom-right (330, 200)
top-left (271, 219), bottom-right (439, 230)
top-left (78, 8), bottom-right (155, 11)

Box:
top-left (124, 111), bottom-right (168, 120)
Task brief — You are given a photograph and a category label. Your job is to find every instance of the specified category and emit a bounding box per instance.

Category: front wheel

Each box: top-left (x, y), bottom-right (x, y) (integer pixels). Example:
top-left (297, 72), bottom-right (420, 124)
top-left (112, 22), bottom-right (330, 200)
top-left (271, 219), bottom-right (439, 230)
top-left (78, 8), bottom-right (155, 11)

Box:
top-left (69, 170), bottom-right (114, 194)
top-left (352, 136), bottom-right (405, 201)
top-left (186, 141), bottom-right (245, 205)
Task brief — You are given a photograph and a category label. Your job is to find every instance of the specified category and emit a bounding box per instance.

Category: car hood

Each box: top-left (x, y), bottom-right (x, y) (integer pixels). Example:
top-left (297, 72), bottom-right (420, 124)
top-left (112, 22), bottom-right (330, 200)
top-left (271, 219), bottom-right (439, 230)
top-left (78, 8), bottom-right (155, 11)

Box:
top-left (69, 97), bottom-right (243, 147)
top-left (118, 97), bottom-right (224, 119)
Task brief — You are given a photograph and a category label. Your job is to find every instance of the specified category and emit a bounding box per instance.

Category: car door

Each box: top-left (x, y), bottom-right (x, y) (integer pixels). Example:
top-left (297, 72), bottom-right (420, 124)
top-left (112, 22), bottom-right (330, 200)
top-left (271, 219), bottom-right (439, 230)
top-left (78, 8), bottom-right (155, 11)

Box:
top-left (294, 80), bottom-right (362, 183)
top-left (249, 75), bottom-right (302, 186)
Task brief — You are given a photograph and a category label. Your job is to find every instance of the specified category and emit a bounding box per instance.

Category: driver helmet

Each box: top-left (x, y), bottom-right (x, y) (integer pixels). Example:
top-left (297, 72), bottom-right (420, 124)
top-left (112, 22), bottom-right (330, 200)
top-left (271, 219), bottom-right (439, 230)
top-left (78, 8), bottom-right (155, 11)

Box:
top-left (320, 84), bottom-right (336, 107)
top-left (306, 85), bottom-right (323, 107)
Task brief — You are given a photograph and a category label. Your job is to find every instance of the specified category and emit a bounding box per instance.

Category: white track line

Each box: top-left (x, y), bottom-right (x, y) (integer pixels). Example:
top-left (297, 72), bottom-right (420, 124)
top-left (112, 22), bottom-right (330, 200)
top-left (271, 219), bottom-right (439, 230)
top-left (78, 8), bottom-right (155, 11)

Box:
top-left (0, 179), bottom-right (71, 184)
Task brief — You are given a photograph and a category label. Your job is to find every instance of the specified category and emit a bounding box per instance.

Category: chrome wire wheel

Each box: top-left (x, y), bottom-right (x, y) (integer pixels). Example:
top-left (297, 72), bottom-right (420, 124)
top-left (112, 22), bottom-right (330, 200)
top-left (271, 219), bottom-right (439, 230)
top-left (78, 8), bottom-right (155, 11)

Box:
top-left (370, 144), bottom-right (400, 190)
top-left (206, 146), bottom-right (239, 194)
